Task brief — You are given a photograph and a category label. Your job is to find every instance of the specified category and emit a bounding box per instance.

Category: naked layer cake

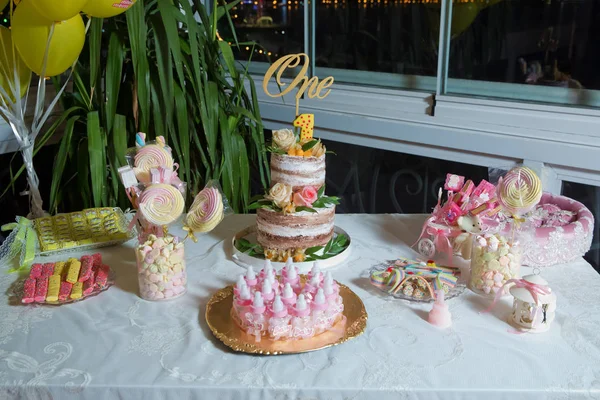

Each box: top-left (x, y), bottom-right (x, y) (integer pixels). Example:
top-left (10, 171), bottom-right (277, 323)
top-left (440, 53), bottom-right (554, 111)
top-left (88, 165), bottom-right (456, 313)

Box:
top-left (252, 116), bottom-right (339, 262)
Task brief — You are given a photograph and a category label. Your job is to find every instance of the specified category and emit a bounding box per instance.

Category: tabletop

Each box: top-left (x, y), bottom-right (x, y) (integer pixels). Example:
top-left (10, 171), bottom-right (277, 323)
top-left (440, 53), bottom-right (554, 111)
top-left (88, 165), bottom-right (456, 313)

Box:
top-left (0, 214), bottom-right (599, 400)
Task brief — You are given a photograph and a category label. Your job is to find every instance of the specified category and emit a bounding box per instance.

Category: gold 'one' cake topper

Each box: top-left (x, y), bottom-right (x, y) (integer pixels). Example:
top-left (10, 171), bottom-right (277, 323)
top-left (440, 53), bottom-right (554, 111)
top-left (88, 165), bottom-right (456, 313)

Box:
top-left (262, 53), bottom-right (334, 140)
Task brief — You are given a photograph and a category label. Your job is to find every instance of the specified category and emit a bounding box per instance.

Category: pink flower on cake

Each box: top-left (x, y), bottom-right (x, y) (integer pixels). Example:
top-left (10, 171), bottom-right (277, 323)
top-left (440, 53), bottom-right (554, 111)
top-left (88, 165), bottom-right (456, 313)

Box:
top-left (293, 186), bottom-right (318, 207)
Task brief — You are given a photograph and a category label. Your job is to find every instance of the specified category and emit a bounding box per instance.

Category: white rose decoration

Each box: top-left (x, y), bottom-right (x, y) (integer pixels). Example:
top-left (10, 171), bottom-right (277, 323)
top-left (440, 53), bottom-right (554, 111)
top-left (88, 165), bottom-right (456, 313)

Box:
top-left (272, 129), bottom-right (296, 151)
top-left (265, 183), bottom-right (293, 209)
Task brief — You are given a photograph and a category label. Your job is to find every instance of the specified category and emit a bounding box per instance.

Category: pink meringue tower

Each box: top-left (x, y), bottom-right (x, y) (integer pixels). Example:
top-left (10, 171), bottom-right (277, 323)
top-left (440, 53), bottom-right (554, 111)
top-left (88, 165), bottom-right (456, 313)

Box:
top-left (428, 290), bottom-right (452, 329)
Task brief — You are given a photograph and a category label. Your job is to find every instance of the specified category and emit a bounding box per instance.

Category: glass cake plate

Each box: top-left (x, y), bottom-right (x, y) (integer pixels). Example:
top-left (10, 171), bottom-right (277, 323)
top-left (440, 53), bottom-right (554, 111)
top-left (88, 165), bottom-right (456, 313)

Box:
top-left (369, 260), bottom-right (466, 303)
top-left (231, 225), bottom-right (352, 272)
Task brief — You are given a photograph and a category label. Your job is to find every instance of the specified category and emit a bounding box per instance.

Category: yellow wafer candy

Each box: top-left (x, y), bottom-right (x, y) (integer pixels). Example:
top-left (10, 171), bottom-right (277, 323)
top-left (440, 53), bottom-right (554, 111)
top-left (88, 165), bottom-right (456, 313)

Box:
top-left (46, 275), bottom-right (61, 302)
top-left (66, 260), bottom-right (81, 284)
top-left (53, 261), bottom-right (66, 277)
top-left (70, 282), bottom-right (83, 299)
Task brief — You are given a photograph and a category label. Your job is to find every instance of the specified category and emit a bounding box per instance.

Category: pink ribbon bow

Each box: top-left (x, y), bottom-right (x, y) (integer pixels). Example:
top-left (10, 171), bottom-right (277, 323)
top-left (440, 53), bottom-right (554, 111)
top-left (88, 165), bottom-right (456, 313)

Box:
top-left (482, 278), bottom-right (552, 315)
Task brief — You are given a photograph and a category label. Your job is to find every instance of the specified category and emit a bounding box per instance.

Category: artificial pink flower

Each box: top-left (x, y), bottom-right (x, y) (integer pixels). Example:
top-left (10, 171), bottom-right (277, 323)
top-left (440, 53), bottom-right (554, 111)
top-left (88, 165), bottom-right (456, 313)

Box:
top-left (301, 186), bottom-right (318, 205)
top-left (293, 186), bottom-right (318, 207)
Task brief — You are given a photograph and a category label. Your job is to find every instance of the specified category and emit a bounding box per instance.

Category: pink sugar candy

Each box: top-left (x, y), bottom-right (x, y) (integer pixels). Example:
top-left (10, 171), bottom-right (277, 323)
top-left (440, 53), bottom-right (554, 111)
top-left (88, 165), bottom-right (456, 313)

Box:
top-left (78, 259), bottom-right (94, 282)
top-left (95, 264), bottom-right (110, 288)
top-left (91, 253), bottom-right (102, 266)
top-left (22, 278), bottom-right (36, 304)
top-left (34, 277), bottom-right (49, 303)
top-left (59, 281), bottom-right (73, 301)
top-left (41, 263), bottom-right (55, 278)
top-left (83, 271), bottom-right (96, 296)
top-left (29, 263), bottom-right (43, 279)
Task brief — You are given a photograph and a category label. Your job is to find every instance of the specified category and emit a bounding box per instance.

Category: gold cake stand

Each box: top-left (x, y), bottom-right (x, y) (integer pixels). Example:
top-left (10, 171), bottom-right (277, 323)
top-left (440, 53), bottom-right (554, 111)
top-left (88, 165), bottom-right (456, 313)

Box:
top-left (205, 282), bottom-right (367, 355)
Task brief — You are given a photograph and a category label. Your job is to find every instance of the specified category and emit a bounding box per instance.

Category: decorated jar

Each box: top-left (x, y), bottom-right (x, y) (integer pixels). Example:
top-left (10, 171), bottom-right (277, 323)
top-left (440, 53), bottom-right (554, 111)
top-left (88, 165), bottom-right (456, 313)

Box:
top-left (135, 234), bottom-right (187, 301)
top-left (469, 232), bottom-right (521, 297)
top-left (509, 274), bottom-right (556, 333)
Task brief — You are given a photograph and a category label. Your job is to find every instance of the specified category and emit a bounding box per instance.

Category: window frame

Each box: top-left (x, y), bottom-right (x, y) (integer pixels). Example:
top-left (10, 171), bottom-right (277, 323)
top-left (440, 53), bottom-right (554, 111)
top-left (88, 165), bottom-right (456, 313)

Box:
top-left (246, 0), bottom-right (600, 192)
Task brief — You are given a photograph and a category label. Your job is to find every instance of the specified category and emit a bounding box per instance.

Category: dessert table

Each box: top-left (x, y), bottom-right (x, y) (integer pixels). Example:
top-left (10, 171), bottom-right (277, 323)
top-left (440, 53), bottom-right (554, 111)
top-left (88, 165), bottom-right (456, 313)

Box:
top-left (1, 214), bottom-right (599, 400)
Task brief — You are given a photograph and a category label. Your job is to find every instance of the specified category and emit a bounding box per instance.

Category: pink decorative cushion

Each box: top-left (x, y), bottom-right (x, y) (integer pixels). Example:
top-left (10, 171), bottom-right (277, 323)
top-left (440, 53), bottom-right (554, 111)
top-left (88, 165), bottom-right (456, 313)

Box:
top-left (521, 192), bottom-right (594, 267)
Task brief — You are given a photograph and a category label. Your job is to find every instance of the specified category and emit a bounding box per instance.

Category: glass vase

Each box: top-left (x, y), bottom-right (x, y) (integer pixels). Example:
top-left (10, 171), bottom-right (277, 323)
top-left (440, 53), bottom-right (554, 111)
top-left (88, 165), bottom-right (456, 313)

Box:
top-left (135, 234), bottom-right (187, 301)
top-left (469, 230), bottom-right (522, 297)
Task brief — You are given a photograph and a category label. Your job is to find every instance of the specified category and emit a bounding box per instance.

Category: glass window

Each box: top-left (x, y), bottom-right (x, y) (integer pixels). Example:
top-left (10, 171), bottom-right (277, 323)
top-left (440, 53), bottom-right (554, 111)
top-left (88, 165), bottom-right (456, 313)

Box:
top-left (315, 1), bottom-right (439, 89)
top-left (561, 181), bottom-right (599, 271)
top-left (447, 0), bottom-right (600, 107)
top-left (221, 0), bottom-right (305, 63)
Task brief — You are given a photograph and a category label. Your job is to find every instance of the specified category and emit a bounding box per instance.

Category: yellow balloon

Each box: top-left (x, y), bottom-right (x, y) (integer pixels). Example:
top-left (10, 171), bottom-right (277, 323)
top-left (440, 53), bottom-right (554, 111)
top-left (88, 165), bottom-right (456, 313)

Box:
top-left (12, 0), bottom-right (85, 77)
top-left (32, 0), bottom-right (90, 22)
top-left (0, 0), bottom-right (8, 10)
top-left (0, 26), bottom-right (31, 102)
top-left (82, 0), bottom-right (135, 18)
top-left (451, 3), bottom-right (480, 37)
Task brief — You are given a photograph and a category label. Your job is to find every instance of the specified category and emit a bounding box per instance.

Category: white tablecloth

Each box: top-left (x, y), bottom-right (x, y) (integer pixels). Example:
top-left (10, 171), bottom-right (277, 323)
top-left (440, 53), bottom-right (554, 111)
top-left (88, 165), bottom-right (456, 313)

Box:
top-left (1, 214), bottom-right (599, 400)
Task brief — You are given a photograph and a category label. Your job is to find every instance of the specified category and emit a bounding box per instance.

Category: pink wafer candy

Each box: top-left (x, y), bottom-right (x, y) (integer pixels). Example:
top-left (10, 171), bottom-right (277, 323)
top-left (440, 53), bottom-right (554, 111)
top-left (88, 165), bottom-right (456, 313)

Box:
top-left (41, 263), bottom-right (55, 278)
top-left (78, 259), bottom-right (93, 282)
top-left (22, 278), bottom-right (36, 304)
top-left (95, 264), bottom-right (110, 288)
top-left (59, 282), bottom-right (73, 301)
top-left (34, 277), bottom-right (49, 302)
top-left (83, 271), bottom-right (96, 296)
top-left (29, 263), bottom-right (43, 279)
top-left (91, 253), bottom-right (102, 267)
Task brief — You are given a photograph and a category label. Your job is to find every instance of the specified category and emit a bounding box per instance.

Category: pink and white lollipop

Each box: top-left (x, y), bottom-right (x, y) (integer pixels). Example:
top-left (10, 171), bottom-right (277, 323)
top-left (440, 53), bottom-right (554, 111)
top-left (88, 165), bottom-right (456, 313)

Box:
top-left (497, 166), bottom-right (542, 216)
top-left (184, 187), bottom-right (224, 233)
top-left (134, 144), bottom-right (174, 183)
top-left (138, 183), bottom-right (185, 226)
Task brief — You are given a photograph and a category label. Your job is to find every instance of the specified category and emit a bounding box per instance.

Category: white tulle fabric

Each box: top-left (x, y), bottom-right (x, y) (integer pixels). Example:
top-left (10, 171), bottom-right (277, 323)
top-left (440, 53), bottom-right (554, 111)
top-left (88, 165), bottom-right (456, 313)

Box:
top-left (0, 214), bottom-right (599, 399)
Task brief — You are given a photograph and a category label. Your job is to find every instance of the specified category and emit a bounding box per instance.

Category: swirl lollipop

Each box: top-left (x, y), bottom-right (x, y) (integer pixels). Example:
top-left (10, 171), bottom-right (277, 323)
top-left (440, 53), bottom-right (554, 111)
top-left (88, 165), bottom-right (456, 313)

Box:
top-left (497, 166), bottom-right (542, 216)
top-left (133, 144), bottom-right (174, 183)
top-left (138, 184), bottom-right (185, 226)
top-left (185, 187), bottom-right (224, 234)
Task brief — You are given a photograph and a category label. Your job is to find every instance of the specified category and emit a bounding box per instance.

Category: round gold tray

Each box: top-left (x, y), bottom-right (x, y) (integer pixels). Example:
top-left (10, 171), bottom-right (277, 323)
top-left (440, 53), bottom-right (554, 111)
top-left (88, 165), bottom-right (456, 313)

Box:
top-left (205, 282), bottom-right (367, 355)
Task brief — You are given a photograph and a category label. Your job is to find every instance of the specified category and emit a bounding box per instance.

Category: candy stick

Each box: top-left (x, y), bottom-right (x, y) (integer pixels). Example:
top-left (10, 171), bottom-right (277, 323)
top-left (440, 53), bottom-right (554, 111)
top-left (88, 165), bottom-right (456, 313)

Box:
top-left (83, 271), bottom-right (96, 296)
top-left (34, 277), bottom-right (49, 303)
top-left (78, 259), bottom-right (93, 282)
top-left (66, 260), bottom-right (81, 284)
top-left (41, 263), bottom-right (55, 278)
top-left (53, 262), bottom-right (66, 277)
top-left (22, 278), bottom-right (36, 304)
top-left (95, 265), bottom-right (110, 288)
top-left (29, 263), bottom-right (43, 279)
top-left (46, 275), bottom-right (61, 302)
top-left (91, 253), bottom-right (102, 267)
top-left (59, 282), bottom-right (73, 301)
top-left (70, 282), bottom-right (83, 300)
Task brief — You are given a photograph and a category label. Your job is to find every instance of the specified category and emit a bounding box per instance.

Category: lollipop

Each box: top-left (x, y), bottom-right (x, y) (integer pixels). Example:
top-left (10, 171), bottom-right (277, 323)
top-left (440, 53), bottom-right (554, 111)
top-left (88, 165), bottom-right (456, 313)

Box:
top-left (133, 144), bottom-right (174, 183)
top-left (184, 187), bottom-right (224, 233)
top-left (138, 184), bottom-right (185, 226)
top-left (497, 167), bottom-right (542, 215)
